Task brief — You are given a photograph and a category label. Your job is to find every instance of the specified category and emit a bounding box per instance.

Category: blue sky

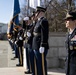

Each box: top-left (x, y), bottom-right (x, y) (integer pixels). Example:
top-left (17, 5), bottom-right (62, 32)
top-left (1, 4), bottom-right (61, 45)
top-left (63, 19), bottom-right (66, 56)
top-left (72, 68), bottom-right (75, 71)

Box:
top-left (0, 0), bottom-right (24, 24)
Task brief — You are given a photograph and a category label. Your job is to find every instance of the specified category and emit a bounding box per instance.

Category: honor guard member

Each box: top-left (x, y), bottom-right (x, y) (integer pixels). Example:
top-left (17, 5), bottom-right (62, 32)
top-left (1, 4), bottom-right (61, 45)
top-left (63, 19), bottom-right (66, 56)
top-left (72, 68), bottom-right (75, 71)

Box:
top-left (31, 11), bottom-right (37, 25)
top-left (23, 16), bottom-right (34, 74)
top-left (26, 12), bottom-right (38, 75)
top-left (32, 6), bottom-right (49, 75)
top-left (12, 27), bottom-right (19, 59)
top-left (7, 31), bottom-right (14, 50)
top-left (16, 26), bottom-right (24, 66)
top-left (65, 11), bottom-right (76, 75)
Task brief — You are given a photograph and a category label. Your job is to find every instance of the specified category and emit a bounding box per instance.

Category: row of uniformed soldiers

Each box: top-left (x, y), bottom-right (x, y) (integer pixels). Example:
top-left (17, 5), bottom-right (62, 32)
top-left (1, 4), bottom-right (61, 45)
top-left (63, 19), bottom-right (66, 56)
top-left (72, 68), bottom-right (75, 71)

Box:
top-left (7, 6), bottom-right (76, 75)
top-left (7, 6), bottom-right (49, 75)
top-left (24, 6), bottom-right (49, 75)
top-left (8, 24), bottom-right (24, 66)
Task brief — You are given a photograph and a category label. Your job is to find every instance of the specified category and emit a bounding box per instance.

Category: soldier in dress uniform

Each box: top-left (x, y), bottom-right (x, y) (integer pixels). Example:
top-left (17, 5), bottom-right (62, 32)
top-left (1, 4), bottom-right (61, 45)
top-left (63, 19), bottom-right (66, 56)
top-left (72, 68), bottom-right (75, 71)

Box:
top-left (12, 27), bottom-right (19, 59)
top-left (32, 6), bottom-right (49, 75)
top-left (65, 11), bottom-right (76, 75)
top-left (7, 31), bottom-right (14, 51)
top-left (16, 26), bottom-right (24, 66)
top-left (23, 16), bottom-right (35, 74)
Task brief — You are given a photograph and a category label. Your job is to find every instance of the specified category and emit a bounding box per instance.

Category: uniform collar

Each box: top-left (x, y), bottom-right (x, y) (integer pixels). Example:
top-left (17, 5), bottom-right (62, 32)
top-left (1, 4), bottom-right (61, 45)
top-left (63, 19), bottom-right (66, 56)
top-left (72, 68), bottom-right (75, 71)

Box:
top-left (69, 28), bottom-right (76, 34)
top-left (38, 17), bottom-right (44, 21)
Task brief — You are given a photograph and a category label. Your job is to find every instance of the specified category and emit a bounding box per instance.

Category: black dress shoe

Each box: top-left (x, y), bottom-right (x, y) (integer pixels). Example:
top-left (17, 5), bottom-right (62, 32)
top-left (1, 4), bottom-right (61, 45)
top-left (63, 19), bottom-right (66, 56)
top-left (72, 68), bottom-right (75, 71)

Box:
top-left (11, 56), bottom-right (18, 60)
top-left (14, 56), bottom-right (18, 58)
top-left (11, 57), bottom-right (16, 60)
top-left (16, 64), bottom-right (22, 66)
top-left (24, 71), bottom-right (32, 74)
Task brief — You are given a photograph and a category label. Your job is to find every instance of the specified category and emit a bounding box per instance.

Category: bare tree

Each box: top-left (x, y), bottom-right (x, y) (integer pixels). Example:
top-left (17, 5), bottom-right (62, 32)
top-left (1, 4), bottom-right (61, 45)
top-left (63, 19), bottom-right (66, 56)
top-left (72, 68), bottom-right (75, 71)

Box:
top-left (20, 0), bottom-right (76, 32)
top-left (46, 0), bottom-right (76, 32)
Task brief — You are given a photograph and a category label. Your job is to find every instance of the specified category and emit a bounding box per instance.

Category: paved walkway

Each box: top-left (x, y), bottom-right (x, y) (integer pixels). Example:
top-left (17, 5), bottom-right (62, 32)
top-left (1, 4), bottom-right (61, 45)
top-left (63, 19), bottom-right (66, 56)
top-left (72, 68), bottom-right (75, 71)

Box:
top-left (0, 68), bottom-right (65, 75)
top-left (0, 40), bottom-right (66, 75)
top-left (0, 40), bottom-right (8, 67)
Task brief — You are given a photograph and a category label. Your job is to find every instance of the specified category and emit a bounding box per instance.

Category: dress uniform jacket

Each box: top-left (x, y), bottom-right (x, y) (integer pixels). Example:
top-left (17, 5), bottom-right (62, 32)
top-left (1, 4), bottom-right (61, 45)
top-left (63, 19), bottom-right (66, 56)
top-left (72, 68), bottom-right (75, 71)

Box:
top-left (27, 25), bottom-right (33, 45)
top-left (65, 28), bottom-right (76, 75)
top-left (24, 24), bottom-right (33, 45)
top-left (24, 24), bottom-right (35, 73)
top-left (13, 30), bottom-right (18, 42)
top-left (17, 29), bottom-right (24, 47)
top-left (32, 17), bottom-right (49, 75)
top-left (32, 17), bottom-right (49, 50)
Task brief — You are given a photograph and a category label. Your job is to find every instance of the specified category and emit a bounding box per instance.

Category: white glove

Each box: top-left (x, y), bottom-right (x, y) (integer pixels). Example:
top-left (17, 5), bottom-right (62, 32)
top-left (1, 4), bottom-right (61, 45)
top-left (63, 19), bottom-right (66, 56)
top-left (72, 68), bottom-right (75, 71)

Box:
top-left (19, 37), bottom-right (23, 40)
top-left (27, 32), bottom-right (31, 37)
top-left (39, 47), bottom-right (45, 53)
top-left (8, 39), bottom-right (11, 41)
top-left (15, 41), bottom-right (17, 44)
top-left (11, 40), bottom-right (13, 43)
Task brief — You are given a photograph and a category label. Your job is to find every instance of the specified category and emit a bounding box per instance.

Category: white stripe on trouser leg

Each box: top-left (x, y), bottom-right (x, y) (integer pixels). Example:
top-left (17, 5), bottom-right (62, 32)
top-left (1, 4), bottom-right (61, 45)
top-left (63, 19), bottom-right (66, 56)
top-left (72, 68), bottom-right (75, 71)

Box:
top-left (23, 48), bottom-right (28, 70)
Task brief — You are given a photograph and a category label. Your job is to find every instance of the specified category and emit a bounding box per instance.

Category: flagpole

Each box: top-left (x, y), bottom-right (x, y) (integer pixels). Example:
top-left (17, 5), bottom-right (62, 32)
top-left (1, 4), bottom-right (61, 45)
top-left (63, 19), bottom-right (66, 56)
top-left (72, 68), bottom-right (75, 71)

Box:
top-left (44, 0), bottom-right (46, 7)
top-left (67, 0), bottom-right (72, 12)
top-left (27, 0), bottom-right (30, 16)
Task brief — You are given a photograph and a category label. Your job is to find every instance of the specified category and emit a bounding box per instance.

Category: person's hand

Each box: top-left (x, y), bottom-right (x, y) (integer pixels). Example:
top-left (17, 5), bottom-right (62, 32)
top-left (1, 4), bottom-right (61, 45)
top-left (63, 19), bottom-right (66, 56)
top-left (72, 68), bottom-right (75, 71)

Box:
top-left (15, 41), bottom-right (17, 44)
top-left (27, 32), bottom-right (31, 37)
top-left (8, 39), bottom-right (11, 41)
top-left (39, 47), bottom-right (45, 53)
top-left (19, 37), bottom-right (23, 40)
top-left (11, 40), bottom-right (13, 43)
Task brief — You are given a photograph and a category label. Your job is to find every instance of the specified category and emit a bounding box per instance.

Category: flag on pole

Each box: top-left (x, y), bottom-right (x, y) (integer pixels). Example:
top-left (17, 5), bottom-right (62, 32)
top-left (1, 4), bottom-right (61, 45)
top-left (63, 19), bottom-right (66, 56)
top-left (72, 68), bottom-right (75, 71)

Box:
top-left (29, 0), bottom-right (40, 9)
top-left (7, 0), bottom-right (20, 35)
top-left (13, 0), bottom-right (20, 25)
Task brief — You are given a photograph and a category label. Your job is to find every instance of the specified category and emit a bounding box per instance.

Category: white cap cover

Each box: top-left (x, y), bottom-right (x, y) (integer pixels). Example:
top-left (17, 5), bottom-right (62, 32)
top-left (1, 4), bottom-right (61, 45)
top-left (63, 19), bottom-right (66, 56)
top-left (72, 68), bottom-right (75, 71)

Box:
top-left (23, 17), bottom-right (29, 21)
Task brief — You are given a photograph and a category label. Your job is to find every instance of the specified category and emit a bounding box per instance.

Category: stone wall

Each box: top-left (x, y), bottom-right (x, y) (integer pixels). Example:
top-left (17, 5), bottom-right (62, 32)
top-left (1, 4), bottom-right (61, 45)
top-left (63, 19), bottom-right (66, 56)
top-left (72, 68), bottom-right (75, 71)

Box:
top-left (47, 32), bottom-right (67, 69)
top-left (1, 32), bottom-right (67, 68)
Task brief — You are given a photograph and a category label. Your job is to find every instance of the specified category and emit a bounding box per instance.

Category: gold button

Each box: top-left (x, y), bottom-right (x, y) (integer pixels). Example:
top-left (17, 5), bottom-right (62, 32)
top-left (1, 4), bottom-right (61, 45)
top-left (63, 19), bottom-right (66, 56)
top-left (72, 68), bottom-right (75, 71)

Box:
top-left (70, 46), bottom-right (73, 50)
top-left (74, 47), bottom-right (76, 49)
